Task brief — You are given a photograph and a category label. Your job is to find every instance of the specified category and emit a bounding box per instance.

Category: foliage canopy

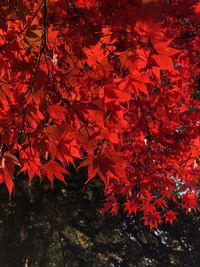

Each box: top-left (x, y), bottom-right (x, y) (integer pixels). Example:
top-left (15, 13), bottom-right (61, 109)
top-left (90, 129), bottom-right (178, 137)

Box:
top-left (0, 0), bottom-right (199, 229)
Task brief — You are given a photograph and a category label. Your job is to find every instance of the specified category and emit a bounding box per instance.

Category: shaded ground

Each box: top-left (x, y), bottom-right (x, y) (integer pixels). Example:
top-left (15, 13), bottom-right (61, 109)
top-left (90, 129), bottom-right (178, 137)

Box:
top-left (0, 173), bottom-right (199, 267)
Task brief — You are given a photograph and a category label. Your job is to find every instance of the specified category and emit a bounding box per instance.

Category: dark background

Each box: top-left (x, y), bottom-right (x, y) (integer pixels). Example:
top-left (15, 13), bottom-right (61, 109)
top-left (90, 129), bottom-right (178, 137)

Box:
top-left (0, 171), bottom-right (199, 267)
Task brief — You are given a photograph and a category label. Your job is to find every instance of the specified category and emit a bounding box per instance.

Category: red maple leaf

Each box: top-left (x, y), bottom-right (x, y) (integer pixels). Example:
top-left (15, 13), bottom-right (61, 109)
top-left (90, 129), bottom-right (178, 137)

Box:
top-left (124, 199), bottom-right (138, 215)
top-left (164, 210), bottom-right (177, 225)
top-left (42, 160), bottom-right (68, 184)
top-left (0, 151), bottom-right (21, 197)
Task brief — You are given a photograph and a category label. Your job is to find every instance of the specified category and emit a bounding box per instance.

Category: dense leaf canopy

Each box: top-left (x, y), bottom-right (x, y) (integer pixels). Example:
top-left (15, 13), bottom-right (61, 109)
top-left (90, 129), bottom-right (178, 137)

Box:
top-left (0, 0), bottom-right (199, 229)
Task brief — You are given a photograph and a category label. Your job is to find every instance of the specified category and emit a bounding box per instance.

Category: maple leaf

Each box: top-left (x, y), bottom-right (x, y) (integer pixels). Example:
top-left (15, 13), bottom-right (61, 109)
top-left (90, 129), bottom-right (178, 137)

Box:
top-left (47, 25), bottom-right (58, 46)
top-left (152, 54), bottom-right (174, 71)
top-left (164, 210), bottom-right (177, 225)
top-left (0, 151), bottom-right (21, 196)
top-left (151, 40), bottom-right (180, 71)
top-left (45, 124), bottom-right (66, 143)
top-left (42, 160), bottom-right (68, 184)
top-left (80, 151), bottom-right (128, 188)
top-left (124, 199), bottom-right (138, 215)
top-left (143, 210), bottom-right (162, 231)
top-left (135, 20), bottom-right (164, 40)
top-left (55, 136), bottom-right (81, 165)
top-left (76, 0), bottom-right (96, 8)
top-left (154, 198), bottom-right (167, 209)
top-left (153, 40), bottom-right (180, 57)
top-left (110, 199), bottom-right (119, 215)
top-left (84, 43), bottom-right (107, 68)
top-left (48, 104), bottom-right (66, 122)
top-left (194, 2), bottom-right (200, 14)
top-left (0, 169), bottom-right (14, 198)
top-left (182, 192), bottom-right (198, 211)
top-left (19, 158), bottom-right (42, 182)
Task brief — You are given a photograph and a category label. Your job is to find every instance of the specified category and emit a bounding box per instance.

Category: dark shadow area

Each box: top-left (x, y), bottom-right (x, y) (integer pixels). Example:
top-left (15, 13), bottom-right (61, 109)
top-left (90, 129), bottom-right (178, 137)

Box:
top-left (0, 172), bottom-right (199, 267)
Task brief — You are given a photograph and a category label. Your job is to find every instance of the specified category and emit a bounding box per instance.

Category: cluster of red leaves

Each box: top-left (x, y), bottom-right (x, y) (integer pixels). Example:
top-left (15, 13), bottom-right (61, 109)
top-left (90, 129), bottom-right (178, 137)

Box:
top-left (75, 0), bottom-right (96, 8)
top-left (0, 0), bottom-right (199, 229)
